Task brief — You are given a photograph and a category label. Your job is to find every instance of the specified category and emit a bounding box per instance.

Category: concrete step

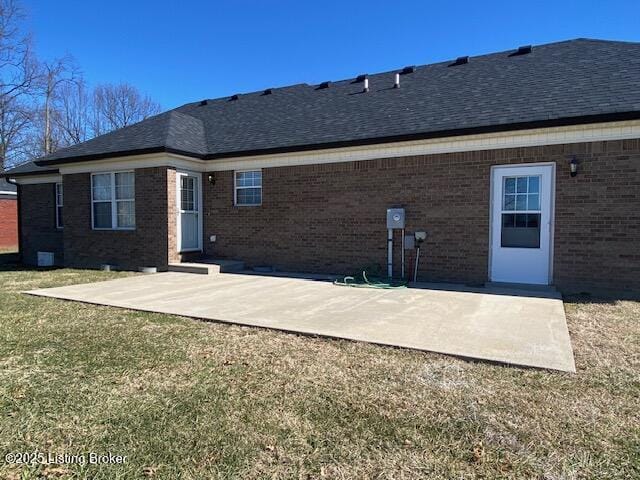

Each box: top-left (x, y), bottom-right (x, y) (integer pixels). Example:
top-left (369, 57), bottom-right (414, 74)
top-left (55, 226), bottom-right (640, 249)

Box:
top-left (485, 282), bottom-right (557, 292)
top-left (484, 282), bottom-right (560, 298)
top-left (168, 259), bottom-right (245, 275)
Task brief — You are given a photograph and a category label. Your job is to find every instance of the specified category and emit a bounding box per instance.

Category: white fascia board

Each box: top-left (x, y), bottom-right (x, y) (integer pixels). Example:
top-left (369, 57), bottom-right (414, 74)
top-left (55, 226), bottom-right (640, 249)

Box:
top-left (34, 119), bottom-right (640, 175)
top-left (204, 120), bottom-right (640, 171)
top-left (12, 174), bottom-right (63, 185)
top-left (0, 190), bottom-right (17, 195)
top-left (58, 153), bottom-right (207, 175)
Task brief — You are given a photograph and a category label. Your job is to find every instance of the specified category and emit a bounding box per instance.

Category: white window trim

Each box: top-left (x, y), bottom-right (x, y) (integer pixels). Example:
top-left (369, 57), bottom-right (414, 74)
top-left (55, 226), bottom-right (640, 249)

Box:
top-left (234, 169), bottom-right (262, 206)
top-left (91, 171), bottom-right (136, 231)
top-left (55, 182), bottom-right (63, 229)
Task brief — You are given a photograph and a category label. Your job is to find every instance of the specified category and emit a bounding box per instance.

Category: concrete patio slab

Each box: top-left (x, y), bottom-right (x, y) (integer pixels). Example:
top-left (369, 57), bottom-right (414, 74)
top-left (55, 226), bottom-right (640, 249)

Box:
top-left (26, 272), bottom-right (575, 372)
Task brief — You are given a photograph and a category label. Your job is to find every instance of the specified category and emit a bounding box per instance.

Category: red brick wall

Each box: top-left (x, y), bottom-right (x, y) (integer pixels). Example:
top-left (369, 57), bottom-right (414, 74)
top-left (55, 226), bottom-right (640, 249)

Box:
top-left (16, 138), bottom-right (639, 295)
top-left (62, 167), bottom-right (171, 270)
top-left (203, 139), bottom-right (640, 295)
top-left (0, 198), bottom-right (18, 249)
top-left (19, 184), bottom-right (63, 265)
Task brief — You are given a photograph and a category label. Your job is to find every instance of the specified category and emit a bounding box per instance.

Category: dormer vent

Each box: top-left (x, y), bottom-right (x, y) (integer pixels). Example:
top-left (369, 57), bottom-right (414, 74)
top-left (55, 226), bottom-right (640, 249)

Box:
top-left (316, 81), bottom-right (331, 90)
top-left (229, 94), bottom-right (239, 101)
top-left (262, 88), bottom-right (273, 95)
top-left (401, 65), bottom-right (416, 74)
top-left (199, 99), bottom-right (208, 106)
top-left (356, 74), bottom-right (368, 82)
top-left (509, 45), bottom-right (533, 56)
top-left (449, 56), bottom-right (469, 67)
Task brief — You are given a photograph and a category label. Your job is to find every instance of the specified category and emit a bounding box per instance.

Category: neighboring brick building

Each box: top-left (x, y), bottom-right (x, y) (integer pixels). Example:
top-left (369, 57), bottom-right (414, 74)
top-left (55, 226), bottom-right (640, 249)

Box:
top-left (0, 178), bottom-right (18, 250)
top-left (3, 39), bottom-right (640, 296)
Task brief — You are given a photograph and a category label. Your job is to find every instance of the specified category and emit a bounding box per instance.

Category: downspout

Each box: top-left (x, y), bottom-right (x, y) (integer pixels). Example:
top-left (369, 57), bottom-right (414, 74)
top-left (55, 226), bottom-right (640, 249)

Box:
top-left (6, 177), bottom-right (22, 264)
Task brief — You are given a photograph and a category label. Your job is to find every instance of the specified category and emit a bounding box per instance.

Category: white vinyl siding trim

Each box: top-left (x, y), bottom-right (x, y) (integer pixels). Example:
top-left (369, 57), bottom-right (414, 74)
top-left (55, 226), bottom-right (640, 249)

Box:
top-left (234, 170), bottom-right (262, 206)
top-left (91, 171), bottom-right (135, 230)
top-left (26, 119), bottom-right (638, 178)
top-left (55, 182), bottom-right (63, 229)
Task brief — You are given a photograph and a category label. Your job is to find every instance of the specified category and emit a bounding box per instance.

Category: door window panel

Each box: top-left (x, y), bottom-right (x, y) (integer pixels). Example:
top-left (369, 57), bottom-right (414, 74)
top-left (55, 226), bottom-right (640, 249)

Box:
top-left (180, 176), bottom-right (196, 211)
top-left (501, 175), bottom-right (542, 248)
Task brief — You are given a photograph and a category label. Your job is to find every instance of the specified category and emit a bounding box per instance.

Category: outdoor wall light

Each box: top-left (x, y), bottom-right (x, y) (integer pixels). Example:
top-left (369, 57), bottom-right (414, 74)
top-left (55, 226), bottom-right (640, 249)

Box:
top-left (569, 156), bottom-right (578, 177)
top-left (207, 173), bottom-right (215, 185)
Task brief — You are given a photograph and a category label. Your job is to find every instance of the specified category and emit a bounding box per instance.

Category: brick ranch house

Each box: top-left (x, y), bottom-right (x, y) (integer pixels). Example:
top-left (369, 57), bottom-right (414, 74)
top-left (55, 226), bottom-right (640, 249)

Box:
top-left (3, 39), bottom-right (640, 295)
top-left (0, 178), bottom-right (18, 249)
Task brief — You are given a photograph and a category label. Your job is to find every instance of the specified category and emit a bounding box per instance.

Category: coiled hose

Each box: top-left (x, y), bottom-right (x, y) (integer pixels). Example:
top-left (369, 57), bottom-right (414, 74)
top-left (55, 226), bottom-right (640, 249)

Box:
top-left (333, 270), bottom-right (408, 289)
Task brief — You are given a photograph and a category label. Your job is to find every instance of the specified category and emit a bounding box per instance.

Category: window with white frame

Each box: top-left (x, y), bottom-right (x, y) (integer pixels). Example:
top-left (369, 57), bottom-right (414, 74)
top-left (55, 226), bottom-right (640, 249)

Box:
top-left (91, 172), bottom-right (135, 229)
top-left (234, 170), bottom-right (262, 206)
top-left (55, 182), bottom-right (63, 229)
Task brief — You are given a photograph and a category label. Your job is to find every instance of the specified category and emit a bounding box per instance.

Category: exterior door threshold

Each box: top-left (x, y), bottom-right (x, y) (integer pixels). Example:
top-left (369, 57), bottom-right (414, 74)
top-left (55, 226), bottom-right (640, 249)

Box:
top-left (485, 281), bottom-right (558, 293)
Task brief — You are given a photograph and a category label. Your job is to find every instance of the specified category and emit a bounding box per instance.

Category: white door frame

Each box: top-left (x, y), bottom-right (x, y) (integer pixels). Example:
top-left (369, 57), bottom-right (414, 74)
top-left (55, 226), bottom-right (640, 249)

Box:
top-left (176, 170), bottom-right (203, 253)
top-left (488, 162), bottom-right (556, 284)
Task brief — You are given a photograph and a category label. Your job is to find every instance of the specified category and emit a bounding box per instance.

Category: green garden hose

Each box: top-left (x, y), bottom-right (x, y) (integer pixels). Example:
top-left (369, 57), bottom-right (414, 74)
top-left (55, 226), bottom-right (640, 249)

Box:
top-left (333, 270), bottom-right (408, 289)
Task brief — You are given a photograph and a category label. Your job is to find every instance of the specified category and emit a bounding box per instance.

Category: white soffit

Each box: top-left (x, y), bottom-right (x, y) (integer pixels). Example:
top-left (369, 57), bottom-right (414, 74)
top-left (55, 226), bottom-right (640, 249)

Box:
top-left (205, 120), bottom-right (640, 171)
top-left (12, 174), bottom-right (62, 185)
top-left (15, 119), bottom-right (640, 178)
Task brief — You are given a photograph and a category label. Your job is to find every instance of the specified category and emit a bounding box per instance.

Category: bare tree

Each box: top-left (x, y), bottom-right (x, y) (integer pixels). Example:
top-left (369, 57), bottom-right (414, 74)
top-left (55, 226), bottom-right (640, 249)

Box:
top-left (40, 56), bottom-right (78, 154)
top-left (0, 0), bottom-right (38, 170)
top-left (0, 93), bottom-right (32, 163)
top-left (91, 83), bottom-right (160, 136)
top-left (0, 0), bottom-right (163, 167)
top-left (54, 77), bottom-right (90, 146)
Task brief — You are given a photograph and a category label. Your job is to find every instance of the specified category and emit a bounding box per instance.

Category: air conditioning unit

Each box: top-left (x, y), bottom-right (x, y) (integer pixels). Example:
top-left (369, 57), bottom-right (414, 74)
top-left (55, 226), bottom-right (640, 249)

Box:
top-left (37, 252), bottom-right (55, 267)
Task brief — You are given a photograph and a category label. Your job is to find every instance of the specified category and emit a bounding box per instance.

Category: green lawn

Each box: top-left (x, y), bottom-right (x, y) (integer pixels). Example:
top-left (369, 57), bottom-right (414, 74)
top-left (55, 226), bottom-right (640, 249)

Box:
top-left (0, 262), bottom-right (638, 479)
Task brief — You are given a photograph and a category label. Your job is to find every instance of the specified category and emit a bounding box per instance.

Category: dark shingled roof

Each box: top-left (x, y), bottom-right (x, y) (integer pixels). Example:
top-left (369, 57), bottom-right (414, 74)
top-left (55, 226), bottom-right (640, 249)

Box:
top-left (0, 178), bottom-right (17, 193)
top-left (6, 38), bottom-right (640, 175)
top-left (2, 161), bottom-right (59, 177)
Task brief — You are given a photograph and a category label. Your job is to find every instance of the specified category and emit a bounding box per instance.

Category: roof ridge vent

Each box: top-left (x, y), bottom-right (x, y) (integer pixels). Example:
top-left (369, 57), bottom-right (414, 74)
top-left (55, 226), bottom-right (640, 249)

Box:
top-left (229, 94), bottom-right (239, 101)
top-left (199, 99), bottom-right (208, 106)
top-left (400, 65), bottom-right (416, 74)
top-left (316, 81), bottom-right (331, 90)
top-left (262, 88), bottom-right (273, 95)
top-left (509, 45), bottom-right (532, 57)
top-left (449, 56), bottom-right (469, 67)
top-left (353, 73), bottom-right (368, 83)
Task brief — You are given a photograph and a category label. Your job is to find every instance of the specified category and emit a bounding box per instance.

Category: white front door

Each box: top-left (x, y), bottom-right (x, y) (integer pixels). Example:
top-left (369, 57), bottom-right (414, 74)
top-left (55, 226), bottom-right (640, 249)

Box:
top-left (177, 172), bottom-right (201, 252)
top-left (490, 164), bottom-right (554, 285)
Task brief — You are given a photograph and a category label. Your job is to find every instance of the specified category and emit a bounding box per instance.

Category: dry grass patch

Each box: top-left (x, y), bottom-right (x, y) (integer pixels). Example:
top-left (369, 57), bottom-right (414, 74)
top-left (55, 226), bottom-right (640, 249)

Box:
top-left (0, 266), bottom-right (638, 479)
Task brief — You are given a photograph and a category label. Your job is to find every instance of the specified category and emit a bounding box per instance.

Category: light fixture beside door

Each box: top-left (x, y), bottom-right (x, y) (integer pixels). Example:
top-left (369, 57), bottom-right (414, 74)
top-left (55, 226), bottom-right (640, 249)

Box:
top-left (569, 156), bottom-right (578, 177)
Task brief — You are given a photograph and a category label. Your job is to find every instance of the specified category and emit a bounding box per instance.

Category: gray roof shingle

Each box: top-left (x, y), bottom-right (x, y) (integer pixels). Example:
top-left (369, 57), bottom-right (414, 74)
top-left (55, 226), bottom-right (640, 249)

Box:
top-left (2, 161), bottom-right (59, 177)
top-left (0, 178), bottom-right (17, 193)
top-left (6, 38), bottom-right (640, 175)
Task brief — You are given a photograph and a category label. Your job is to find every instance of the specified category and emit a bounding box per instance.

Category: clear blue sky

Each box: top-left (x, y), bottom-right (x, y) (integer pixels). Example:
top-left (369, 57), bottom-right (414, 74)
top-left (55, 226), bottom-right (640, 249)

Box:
top-left (24, 0), bottom-right (640, 110)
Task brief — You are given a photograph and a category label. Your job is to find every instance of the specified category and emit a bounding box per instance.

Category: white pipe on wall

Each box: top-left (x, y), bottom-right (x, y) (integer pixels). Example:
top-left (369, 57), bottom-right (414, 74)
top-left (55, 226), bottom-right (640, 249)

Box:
top-left (401, 228), bottom-right (405, 278)
top-left (387, 228), bottom-right (393, 278)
